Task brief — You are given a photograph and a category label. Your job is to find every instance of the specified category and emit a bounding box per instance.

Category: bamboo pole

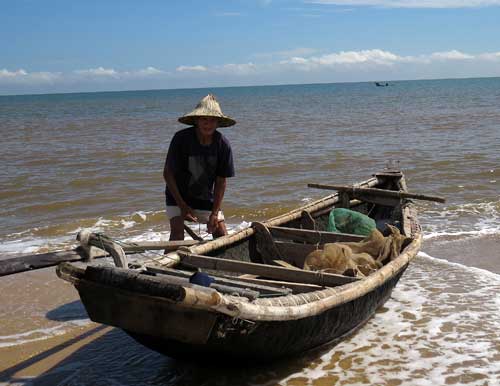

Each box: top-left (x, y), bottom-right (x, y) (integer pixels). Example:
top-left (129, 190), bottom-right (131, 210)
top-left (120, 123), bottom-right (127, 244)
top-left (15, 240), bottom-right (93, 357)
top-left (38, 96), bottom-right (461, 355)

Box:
top-left (307, 184), bottom-right (446, 203)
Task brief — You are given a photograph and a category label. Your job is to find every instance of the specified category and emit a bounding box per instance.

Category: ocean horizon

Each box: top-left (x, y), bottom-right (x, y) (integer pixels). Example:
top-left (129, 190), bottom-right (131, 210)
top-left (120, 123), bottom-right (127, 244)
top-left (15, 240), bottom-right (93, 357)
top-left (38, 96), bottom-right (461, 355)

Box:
top-left (2, 75), bottom-right (500, 98)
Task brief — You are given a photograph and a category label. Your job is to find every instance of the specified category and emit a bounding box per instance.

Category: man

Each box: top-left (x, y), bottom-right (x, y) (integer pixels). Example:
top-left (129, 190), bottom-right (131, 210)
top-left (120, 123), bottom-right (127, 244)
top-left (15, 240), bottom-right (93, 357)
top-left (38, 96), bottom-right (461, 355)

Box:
top-left (163, 94), bottom-right (235, 241)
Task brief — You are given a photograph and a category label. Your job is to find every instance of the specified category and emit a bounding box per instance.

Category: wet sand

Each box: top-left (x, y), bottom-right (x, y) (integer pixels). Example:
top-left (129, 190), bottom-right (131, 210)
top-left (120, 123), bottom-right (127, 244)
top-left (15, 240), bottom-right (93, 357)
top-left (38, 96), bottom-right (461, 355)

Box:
top-left (424, 234), bottom-right (500, 274)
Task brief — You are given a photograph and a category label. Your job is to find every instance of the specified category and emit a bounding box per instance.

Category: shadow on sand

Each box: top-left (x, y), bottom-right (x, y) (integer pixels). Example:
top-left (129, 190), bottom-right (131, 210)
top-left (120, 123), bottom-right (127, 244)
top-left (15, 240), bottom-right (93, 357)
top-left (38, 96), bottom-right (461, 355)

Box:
top-left (1, 323), bottom-right (334, 386)
top-left (45, 300), bottom-right (88, 322)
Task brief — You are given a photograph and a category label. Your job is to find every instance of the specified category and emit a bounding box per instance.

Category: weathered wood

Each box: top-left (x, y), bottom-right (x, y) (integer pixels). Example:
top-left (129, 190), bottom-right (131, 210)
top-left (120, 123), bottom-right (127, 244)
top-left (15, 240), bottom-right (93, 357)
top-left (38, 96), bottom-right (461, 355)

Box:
top-left (177, 251), bottom-right (359, 286)
top-left (338, 192), bottom-right (351, 208)
top-left (346, 193), bottom-right (401, 207)
top-left (300, 211), bottom-right (316, 230)
top-left (273, 260), bottom-right (300, 270)
top-left (84, 265), bottom-right (187, 301)
top-left (252, 222), bottom-right (282, 264)
top-left (0, 238), bottom-right (200, 277)
top-left (78, 232), bottom-right (128, 268)
top-left (183, 224), bottom-right (204, 241)
top-left (307, 184), bottom-right (446, 203)
top-left (268, 226), bottom-right (365, 244)
top-left (142, 271), bottom-right (260, 300)
top-left (232, 274), bottom-right (324, 293)
top-left (0, 247), bottom-right (95, 277)
top-left (76, 279), bottom-right (218, 344)
top-left (122, 239), bottom-right (199, 252)
top-left (146, 266), bottom-right (292, 296)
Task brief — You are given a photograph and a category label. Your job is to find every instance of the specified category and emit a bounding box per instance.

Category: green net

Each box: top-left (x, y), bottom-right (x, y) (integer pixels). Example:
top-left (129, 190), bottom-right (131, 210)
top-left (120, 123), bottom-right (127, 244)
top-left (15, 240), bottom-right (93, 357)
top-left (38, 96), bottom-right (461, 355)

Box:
top-left (327, 208), bottom-right (376, 236)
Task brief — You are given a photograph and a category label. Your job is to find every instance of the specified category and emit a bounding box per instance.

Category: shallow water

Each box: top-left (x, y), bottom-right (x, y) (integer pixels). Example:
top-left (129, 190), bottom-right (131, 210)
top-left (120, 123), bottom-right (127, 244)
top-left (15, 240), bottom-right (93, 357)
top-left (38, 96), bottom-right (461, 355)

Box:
top-left (0, 78), bottom-right (499, 385)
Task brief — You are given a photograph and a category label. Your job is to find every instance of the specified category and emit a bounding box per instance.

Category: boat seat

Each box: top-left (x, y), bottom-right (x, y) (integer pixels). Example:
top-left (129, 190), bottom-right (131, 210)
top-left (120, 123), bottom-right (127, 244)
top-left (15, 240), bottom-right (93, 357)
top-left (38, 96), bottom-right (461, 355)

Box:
top-left (252, 222), bottom-right (366, 269)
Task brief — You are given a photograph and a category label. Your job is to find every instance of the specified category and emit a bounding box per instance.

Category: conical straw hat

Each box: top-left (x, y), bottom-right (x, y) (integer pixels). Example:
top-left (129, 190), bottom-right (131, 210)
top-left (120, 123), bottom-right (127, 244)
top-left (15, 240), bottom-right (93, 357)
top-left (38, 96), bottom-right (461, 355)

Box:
top-left (178, 94), bottom-right (236, 127)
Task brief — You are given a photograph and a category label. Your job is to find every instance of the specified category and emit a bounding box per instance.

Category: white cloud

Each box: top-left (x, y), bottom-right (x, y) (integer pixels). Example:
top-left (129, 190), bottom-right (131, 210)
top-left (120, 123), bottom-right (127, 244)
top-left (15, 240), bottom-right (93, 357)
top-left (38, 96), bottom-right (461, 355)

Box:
top-left (216, 62), bottom-right (257, 74)
top-left (279, 48), bottom-right (493, 70)
top-left (430, 50), bottom-right (474, 60)
top-left (0, 69), bottom-right (28, 78)
top-left (478, 51), bottom-right (500, 60)
top-left (73, 66), bottom-right (167, 79)
top-left (281, 49), bottom-right (405, 70)
top-left (0, 68), bottom-right (61, 83)
top-left (74, 67), bottom-right (118, 77)
top-left (176, 65), bottom-right (208, 72)
top-left (135, 66), bottom-right (165, 76)
top-left (307, 0), bottom-right (500, 8)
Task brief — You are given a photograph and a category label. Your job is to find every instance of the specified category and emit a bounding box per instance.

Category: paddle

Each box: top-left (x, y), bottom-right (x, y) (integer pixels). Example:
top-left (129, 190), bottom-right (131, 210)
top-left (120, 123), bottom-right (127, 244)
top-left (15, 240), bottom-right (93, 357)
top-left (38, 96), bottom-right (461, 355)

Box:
top-left (0, 238), bottom-right (199, 277)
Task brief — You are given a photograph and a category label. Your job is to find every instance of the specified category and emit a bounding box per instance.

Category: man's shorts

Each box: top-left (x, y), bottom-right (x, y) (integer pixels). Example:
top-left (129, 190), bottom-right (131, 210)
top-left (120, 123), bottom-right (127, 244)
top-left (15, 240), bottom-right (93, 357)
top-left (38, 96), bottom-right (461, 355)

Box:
top-left (166, 206), bottom-right (225, 223)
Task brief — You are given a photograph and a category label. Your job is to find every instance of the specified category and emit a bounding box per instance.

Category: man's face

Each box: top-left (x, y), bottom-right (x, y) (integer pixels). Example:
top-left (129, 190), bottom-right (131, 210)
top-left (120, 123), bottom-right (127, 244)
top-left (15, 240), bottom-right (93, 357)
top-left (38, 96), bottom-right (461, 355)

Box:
top-left (196, 117), bottom-right (219, 136)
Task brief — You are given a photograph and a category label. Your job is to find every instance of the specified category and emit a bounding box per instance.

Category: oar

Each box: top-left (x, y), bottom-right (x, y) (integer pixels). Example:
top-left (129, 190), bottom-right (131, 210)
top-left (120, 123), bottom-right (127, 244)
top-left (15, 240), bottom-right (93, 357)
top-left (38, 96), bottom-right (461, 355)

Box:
top-left (184, 224), bottom-right (204, 241)
top-left (0, 239), bottom-right (199, 277)
top-left (307, 183), bottom-right (446, 203)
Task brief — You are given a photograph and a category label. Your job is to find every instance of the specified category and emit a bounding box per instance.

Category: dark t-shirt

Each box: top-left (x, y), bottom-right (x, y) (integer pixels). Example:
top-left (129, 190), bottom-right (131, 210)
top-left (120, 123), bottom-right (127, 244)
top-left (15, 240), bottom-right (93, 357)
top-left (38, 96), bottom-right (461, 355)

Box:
top-left (165, 127), bottom-right (234, 210)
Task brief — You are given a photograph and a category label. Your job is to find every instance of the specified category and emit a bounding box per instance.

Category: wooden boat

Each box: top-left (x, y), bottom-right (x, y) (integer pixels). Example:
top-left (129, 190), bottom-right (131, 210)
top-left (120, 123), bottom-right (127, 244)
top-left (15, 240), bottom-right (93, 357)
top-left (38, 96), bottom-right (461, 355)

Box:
top-left (56, 171), bottom-right (430, 360)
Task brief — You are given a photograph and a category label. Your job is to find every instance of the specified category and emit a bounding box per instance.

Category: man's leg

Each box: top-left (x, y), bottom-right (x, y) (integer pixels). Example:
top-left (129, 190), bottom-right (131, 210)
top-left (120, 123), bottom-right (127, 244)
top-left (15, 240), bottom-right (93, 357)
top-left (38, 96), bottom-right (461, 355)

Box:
top-left (169, 216), bottom-right (185, 241)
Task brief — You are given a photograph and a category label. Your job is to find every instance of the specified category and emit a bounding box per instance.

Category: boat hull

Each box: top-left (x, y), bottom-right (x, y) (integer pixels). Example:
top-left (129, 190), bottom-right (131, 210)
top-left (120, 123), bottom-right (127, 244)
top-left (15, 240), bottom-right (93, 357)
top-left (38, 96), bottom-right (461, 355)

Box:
top-left (122, 267), bottom-right (406, 360)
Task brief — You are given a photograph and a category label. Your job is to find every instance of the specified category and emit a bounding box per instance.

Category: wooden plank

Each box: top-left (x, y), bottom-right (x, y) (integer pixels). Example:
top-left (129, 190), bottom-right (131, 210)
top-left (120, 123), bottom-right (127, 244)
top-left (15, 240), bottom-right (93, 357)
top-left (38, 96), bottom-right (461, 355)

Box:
top-left (273, 260), bottom-right (300, 270)
top-left (0, 249), bottom-right (85, 276)
top-left (0, 238), bottom-right (199, 277)
top-left (232, 275), bottom-right (323, 293)
top-left (177, 251), bottom-right (359, 286)
top-left (252, 222), bottom-right (282, 264)
top-left (122, 239), bottom-right (199, 252)
top-left (146, 266), bottom-right (292, 296)
top-left (274, 241), bottom-right (318, 268)
top-left (307, 184), bottom-right (446, 203)
top-left (140, 272), bottom-right (260, 299)
top-left (268, 226), bottom-right (365, 244)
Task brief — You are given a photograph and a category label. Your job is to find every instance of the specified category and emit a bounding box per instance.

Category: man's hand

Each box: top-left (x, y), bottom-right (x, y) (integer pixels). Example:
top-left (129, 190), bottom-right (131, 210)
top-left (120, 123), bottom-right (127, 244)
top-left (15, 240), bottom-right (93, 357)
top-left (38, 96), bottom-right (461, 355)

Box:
top-left (207, 212), bottom-right (218, 234)
top-left (180, 204), bottom-right (197, 222)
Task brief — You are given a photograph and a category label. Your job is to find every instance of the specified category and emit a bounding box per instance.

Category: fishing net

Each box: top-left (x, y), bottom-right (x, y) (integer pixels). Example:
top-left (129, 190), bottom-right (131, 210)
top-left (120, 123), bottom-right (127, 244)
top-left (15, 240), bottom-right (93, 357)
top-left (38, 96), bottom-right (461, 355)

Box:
top-left (327, 208), bottom-right (376, 236)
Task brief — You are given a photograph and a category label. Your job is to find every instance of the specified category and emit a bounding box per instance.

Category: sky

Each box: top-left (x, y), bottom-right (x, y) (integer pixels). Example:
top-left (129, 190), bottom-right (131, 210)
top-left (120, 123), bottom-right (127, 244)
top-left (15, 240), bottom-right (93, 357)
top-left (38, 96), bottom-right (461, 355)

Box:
top-left (1, 0), bottom-right (500, 95)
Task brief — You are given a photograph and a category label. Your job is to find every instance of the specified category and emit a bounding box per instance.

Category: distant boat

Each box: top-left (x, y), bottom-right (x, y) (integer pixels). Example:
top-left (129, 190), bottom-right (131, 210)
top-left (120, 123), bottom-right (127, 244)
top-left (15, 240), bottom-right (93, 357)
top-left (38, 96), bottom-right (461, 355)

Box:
top-left (375, 82), bottom-right (390, 87)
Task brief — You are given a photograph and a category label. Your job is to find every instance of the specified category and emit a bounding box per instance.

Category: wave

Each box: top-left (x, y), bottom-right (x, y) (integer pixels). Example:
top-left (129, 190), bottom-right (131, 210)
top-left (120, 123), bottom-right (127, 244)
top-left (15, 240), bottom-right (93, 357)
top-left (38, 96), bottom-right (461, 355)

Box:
top-left (0, 319), bottom-right (91, 348)
top-left (418, 251), bottom-right (500, 280)
top-left (0, 212), bottom-right (251, 256)
top-left (420, 198), bottom-right (500, 241)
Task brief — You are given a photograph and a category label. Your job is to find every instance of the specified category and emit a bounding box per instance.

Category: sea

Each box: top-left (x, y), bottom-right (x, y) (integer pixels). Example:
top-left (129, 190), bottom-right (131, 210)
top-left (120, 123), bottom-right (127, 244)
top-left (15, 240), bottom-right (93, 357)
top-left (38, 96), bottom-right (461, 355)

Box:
top-left (0, 78), bottom-right (499, 385)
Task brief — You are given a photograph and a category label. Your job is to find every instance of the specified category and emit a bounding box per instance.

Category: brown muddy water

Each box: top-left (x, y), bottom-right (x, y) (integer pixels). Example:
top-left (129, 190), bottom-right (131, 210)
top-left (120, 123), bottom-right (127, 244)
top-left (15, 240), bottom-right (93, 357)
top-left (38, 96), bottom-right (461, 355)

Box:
top-left (1, 78), bottom-right (499, 385)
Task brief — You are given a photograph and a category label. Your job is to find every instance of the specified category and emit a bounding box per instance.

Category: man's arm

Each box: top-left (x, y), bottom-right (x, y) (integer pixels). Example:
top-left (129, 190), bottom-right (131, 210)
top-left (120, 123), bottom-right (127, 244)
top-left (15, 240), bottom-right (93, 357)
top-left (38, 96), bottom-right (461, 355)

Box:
top-left (208, 176), bottom-right (226, 232)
